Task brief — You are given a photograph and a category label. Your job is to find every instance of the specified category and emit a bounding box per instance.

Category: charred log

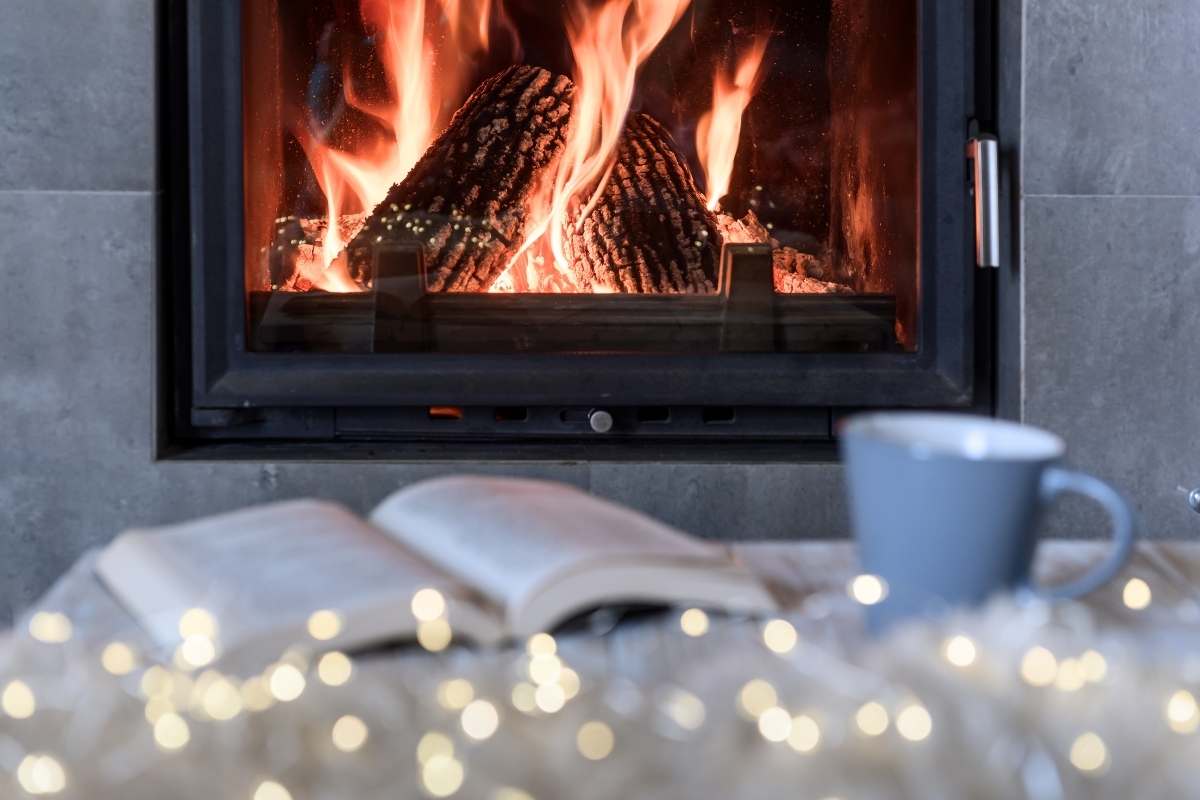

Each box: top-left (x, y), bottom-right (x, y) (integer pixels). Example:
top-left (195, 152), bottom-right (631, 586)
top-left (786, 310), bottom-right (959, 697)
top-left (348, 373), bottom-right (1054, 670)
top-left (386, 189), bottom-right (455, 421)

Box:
top-left (564, 113), bottom-right (722, 294)
top-left (344, 65), bottom-right (575, 292)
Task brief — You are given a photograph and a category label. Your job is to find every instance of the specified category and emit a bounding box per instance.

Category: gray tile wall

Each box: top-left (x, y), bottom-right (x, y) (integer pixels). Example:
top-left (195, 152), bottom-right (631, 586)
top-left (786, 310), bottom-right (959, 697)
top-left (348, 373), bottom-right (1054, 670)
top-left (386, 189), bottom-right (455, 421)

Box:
top-left (1, 0), bottom-right (1197, 618)
top-left (1020, 0), bottom-right (1200, 537)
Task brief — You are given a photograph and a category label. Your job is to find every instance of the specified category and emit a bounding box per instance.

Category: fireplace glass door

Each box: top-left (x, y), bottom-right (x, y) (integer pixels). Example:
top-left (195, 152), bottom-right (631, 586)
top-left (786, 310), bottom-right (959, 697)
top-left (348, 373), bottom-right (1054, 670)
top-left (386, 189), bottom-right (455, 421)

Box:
top-left (242, 0), bottom-right (919, 355)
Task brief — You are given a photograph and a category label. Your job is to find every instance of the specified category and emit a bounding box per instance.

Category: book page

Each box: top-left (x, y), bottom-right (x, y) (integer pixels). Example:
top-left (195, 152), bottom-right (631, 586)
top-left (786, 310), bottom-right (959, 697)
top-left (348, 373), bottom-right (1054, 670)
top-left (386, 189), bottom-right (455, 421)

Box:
top-left (96, 500), bottom-right (484, 656)
top-left (370, 476), bottom-right (731, 625)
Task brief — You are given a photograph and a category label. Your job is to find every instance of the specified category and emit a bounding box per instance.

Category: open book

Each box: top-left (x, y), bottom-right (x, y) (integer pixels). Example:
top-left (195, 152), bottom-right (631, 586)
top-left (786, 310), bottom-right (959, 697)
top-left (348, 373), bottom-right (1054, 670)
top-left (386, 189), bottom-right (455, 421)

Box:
top-left (95, 476), bottom-right (776, 665)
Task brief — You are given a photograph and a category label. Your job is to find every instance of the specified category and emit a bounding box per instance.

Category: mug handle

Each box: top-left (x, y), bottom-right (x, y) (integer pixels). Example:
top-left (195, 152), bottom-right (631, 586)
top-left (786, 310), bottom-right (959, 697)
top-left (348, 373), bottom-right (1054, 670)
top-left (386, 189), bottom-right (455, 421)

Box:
top-left (1034, 466), bottom-right (1137, 600)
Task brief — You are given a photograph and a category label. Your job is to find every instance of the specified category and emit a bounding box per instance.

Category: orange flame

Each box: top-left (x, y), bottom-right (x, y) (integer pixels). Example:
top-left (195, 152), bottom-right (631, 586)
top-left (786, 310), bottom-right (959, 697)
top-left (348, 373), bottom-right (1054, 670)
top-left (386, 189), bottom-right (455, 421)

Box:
top-left (298, 0), bottom-right (499, 291)
top-left (501, 0), bottom-right (691, 291)
top-left (696, 35), bottom-right (770, 212)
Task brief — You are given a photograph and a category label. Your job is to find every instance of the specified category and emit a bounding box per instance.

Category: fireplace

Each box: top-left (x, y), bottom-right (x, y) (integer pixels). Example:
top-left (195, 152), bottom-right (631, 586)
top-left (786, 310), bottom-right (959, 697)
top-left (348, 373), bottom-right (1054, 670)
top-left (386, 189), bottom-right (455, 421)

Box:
top-left (163, 0), bottom-right (995, 454)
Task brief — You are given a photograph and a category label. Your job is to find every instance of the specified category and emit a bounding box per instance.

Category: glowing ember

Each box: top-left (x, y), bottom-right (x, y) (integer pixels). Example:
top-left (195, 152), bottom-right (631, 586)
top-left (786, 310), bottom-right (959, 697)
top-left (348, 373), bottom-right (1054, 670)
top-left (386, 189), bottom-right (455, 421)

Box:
top-left (697, 35), bottom-right (771, 212)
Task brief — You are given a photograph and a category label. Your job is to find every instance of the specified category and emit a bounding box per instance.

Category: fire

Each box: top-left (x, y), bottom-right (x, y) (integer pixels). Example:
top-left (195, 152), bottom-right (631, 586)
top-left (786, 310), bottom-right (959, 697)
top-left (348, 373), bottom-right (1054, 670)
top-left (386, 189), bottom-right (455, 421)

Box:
top-left (500, 0), bottom-right (692, 290)
top-left (696, 35), bottom-right (770, 212)
top-left (296, 0), bottom-right (499, 291)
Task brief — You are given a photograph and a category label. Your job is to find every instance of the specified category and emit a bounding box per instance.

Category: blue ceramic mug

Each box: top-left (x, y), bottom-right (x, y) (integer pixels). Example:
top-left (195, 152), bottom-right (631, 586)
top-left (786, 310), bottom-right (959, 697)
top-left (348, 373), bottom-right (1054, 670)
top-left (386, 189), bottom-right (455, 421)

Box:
top-left (840, 413), bottom-right (1136, 630)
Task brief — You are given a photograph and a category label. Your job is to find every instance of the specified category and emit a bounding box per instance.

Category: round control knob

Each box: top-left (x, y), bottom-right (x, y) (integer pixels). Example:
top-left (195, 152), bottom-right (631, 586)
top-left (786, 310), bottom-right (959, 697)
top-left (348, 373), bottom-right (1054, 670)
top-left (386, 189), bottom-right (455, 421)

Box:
top-left (588, 409), bottom-right (614, 434)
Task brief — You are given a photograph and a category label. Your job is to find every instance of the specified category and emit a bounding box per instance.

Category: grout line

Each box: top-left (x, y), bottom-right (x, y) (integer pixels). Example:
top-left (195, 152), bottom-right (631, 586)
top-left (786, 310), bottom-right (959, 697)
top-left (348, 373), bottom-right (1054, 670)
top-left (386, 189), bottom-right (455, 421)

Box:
top-left (0, 189), bottom-right (154, 196)
top-left (1024, 193), bottom-right (1200, 200)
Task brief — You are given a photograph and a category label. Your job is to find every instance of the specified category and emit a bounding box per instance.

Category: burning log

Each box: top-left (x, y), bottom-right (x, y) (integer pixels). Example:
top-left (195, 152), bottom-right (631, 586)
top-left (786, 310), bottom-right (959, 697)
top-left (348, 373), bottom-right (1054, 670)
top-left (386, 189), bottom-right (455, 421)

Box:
top-left (564, 113), bottom-right (722, 294)
top-left (344, 65), bottom-right (575, 292)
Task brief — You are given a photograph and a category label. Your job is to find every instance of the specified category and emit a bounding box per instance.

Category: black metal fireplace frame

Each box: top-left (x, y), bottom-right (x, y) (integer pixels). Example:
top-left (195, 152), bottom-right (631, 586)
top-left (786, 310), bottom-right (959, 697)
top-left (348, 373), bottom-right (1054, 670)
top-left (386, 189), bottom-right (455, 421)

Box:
top-left (158, 0), bottom-right (998, 458)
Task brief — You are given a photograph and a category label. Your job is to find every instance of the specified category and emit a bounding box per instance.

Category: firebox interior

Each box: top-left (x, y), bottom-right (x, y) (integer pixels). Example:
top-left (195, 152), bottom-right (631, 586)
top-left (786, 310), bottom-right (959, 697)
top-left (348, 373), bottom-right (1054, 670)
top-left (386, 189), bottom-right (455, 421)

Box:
top-left (242, 0), bottom-right (917, 355)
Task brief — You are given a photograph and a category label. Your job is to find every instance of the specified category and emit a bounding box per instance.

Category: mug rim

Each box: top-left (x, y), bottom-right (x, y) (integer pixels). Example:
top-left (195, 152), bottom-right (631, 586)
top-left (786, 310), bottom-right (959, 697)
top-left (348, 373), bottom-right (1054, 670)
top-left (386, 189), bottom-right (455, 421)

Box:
top-left (840, 412), bottom-right (1066, 462)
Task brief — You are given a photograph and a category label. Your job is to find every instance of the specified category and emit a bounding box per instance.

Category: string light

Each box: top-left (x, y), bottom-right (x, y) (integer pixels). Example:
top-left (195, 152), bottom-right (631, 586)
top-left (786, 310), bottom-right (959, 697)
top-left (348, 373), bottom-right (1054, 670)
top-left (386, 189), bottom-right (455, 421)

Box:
top-left (1020, 646), bottom-right (1058, 687)
top-left (16, 753), bottom-right (67, 796)
top-left (317, 651), bottom-right (353, 686)
top-left (896, 703), bottom-right (933, 742)
top-left (534, 683), bottom-right (566, 714)
top-left (1053, 657), bottom-right (1087, 692)
top-left (511, 682), bottom-right (537, 713)
top-left (200, 676), bottom-right (243, 721)
top-left (253, 780), bottom-right (294, 800)
top-left (306, 610), bottom-right (343, 641)
top-left (416, 732), bottom-right (454, 766)
top-left (737, 679), bottom-right (778, 719)
top-left (411, 588), bottom-right (447, 622)
top-left (101, 642), bottom-right (138, 675)
top-left (761, 619), bottom-right (798, 654)
top-left (493, 789), bottom-right (535, 800)
top-left (679, 608), bottom-right (710, 637)
top-left (661, 687), bottom-right (706, 731)
top-left (526, 633), bottom-right (556, 656)
top-left (757, 706), bottom-right (792, 742)
top-left (854, 701), bottom-right (889, 736)
top-left (28, 612), bottom-right (72, 644)
top-left (422, 754), bottom-right (465, 797)
top-left (240, 676), bottom-right (275, 711)
top-left (178, 608), bottom-right (218, 639)
top-left (438, 678), bottom-right (476, 710)
top-left (266, 663), bottom-right (306, 702)
top-left (1165, 690), bottom-right (1200, 734)
top-left (1080, 649), bottom-right (1108, 683)
top-left (2, 679), bottom-right (36, 719)
top-left (787, 714), bottom-right (821, 753)
top-left (417, 619), bottom-right (453, 652)
top-left (461, 699), bottom-right (500, 740)
top-left (576, 721), bottom-right (615, 760)
top-left (848, 575), bottom-right (888, 606)
top-left (332, 715), bottom-right (370, 752)
top-left (177, 635), bottom-right (217, 669)
top-left (942, 635), bottom-right (977, 668)
top-left (1069, 732), bottom-right (1109, 773)
top-left (1122, 578), bottom-right (1152, 610)
top-left (153, 712), bottom-right (191, 751)
top-left (527, 654), bottom-right (563, 685)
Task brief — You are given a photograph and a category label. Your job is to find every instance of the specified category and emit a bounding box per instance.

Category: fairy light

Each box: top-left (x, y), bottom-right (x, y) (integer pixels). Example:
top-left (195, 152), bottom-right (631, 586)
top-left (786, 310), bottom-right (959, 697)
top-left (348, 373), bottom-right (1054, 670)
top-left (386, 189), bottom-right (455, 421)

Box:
top-left (534, 682), bottom-right (566, 714)
top-left (942, 635), bottom-right (977, 668)
top-left (332, 715), bottom-right (370, 752)
top-left (493, 789), bottom-right (535, 800)
top-left (576, 721), bottom-right (615, 760)
top-left (1054, 658), bottom-right (1087, 692)
top-left (101, 642), bottom-right (138, 675)
top-left (559, 667), bottom-right (582, 700)
top-left (143, 696), bottom-right (175, 724)
top-left (253, 780), bottom-right (294, 800)
top-left (28, 611), bottom-right (73, 644)
top-left (200, 676), bottom-right (243, 721)
top-left (511, 682), bottom-right (537, 713)
top-left (317, 651), bottom-right (353, 687)
top-left (1123, 578), bottom-right (1152, 610)
top-left (240, 676), bottom-right (275, 712)
top-left (848, 575), bottom-right (888, 606)
top-left (1079, 649), bottom-right (1108, 683)
top-left (437, 679), bottom-right (476, 711)
top-left (762, 619), bottom-right (798, 654)
top-left (526, 633), bottom-right (556, 656)
top-left (787, 714), bottom-right (821, 753)
top-left (153, 712), bottom-right (191, 751)
top-left (178, 608), bottom-right (218, 639)
top-left (757, 706), bottom-right (793, 742)
top-left (422, 754), bottom-right (465, 797)
top-left (417, 732), bottom-right (455, 766)
top-left (177, 635), bottom-right (217, 669)
top-left (417, 619), bottom-right (453, 652)
top-left (140, 665), bottom-right (172, 698)
top-left (2, 679), bottom-right (36, 719)
top-left (16, 753), bottom-right (67, 795)
top-left (306, 610), bottom-right (343, 641)
top-left (1069, 732), bottom-right (1109, 773)
top-left (662, 687), bottom-right (706, 731)
top-left (461, 699), bottom-right (500, 740)
top-left (528, 654), bottom-right (563, 685)
top-left (1020, 646), bottom-right (1058, 687)
top-left (1166, 689), bottom-right (1200, 734)
top-left (412, 588), bottom-right (447, 622)
top-left (896, 703), bottom-right (933, 742)
top-left (854, 701), bottom-right (889, 736)
top-left (737, 679), bottom-right (778, 719)
top-left (679, 608), bottom-right (710, 637)
top-left (267, 663), bottom-right (306, 702)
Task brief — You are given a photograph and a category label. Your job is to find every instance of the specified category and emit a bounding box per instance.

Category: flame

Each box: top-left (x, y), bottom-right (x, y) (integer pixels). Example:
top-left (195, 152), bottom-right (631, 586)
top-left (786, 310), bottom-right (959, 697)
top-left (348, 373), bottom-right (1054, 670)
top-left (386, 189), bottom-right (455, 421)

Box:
top-left (500, 0), bottom-right (691, 291)
top-left (696, 35), bottom-right (770, 212)
top-left (296, 0), bottom-right (499, 291)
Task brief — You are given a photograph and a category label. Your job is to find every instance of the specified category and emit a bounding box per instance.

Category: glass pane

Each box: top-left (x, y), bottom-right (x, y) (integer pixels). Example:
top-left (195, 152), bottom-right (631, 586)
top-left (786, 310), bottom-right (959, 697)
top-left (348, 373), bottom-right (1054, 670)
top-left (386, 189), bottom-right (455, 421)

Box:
top-left (243, 0), bottom-right (917, 354)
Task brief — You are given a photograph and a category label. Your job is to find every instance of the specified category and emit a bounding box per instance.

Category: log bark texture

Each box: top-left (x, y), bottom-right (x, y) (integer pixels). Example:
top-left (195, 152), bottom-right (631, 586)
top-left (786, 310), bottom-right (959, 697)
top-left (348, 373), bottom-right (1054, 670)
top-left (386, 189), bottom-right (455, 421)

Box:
top-left (345, 65), bottom-right (574, 292)
top-left (563, 113), bottom-right (723, 294)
